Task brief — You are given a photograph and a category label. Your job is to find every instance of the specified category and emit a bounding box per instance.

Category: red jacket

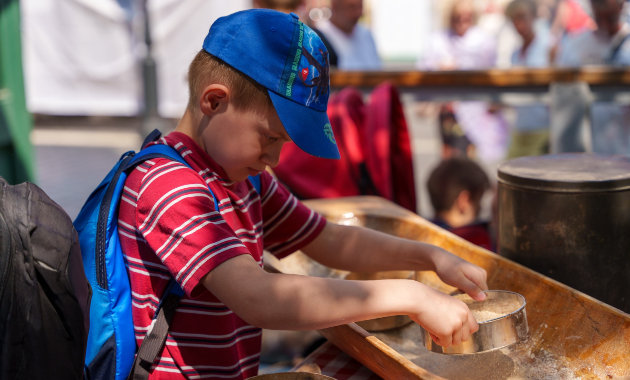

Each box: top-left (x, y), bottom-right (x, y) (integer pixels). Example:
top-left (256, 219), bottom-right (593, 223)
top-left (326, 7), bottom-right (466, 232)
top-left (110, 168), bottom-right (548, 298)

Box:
top-left (274, 82), bottom-right (416, 212)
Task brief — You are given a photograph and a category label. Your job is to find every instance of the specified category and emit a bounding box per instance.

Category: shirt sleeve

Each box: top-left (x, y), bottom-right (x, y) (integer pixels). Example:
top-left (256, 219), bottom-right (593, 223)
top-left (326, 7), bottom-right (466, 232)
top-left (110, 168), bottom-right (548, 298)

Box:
top-left (258, 172), bottom-right (326, 259)
top-left (134, 159), bottom-right (251, 297)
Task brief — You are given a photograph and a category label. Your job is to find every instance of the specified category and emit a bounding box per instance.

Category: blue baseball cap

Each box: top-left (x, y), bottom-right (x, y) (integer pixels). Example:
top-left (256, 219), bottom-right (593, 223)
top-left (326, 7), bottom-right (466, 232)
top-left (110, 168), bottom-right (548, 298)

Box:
top-left (202, 9), bottom-right (340, 160)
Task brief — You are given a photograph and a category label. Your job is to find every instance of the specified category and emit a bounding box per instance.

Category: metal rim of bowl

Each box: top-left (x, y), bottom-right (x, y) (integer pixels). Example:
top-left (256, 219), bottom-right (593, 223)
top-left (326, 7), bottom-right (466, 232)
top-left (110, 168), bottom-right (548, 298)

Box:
top-left (424, 290), bottom-right (529, 355)
top-left (468, 290), bottom-right (527, 324)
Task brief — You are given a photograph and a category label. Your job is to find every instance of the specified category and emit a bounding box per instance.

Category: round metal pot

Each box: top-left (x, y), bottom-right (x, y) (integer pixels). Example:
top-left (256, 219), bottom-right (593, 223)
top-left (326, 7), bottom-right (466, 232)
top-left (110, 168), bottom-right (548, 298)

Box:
top-left (497, 153), bottom-right (630, 313)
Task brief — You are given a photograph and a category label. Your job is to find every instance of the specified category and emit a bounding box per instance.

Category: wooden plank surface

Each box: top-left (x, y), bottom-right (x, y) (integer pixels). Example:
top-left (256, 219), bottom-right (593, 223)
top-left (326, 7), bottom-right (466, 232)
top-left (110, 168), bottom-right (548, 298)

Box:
top-left (294, 196), bottom-right (630, 379)
top-left (319, 323), bottom-right (446, 380)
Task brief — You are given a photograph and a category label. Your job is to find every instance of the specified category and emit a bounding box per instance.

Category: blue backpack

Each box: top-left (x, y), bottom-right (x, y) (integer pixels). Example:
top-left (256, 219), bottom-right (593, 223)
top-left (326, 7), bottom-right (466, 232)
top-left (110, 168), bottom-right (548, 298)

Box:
top-left (74, 130), bottom-right (260, 380)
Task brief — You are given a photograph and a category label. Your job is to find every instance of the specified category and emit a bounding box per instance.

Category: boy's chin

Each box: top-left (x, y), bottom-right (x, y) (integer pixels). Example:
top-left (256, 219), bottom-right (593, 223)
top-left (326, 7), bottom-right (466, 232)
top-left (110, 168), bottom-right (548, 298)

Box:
top-left (224, 167), bottom-right (263, 183)
top-left (227, 172), bottom-right (252, 183)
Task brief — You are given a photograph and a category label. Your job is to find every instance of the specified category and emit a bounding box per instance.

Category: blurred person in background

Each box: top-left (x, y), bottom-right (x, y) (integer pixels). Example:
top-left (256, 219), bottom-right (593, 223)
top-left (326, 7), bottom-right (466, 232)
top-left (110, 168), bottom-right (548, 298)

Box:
top-left (253, 0), bottom-right (306, 16)
top-left (427, 157), bottom-right (494, 251)
top-left (476, 0), bottom-right (521, 67)
top-left (418, 0), bottom-right (508, 170)
top-left (549, 0), bottom-right (596, 61)
top-left (556, 0), bottom-right (630, 65)
top-left (505, 0), bottom-right (552, 158)
top-left (555, 0), bottom-right (630, 155)
top-left (419, 0), bottom-right (496, 70)
top-left (315, 0), bottom-right (381, 70)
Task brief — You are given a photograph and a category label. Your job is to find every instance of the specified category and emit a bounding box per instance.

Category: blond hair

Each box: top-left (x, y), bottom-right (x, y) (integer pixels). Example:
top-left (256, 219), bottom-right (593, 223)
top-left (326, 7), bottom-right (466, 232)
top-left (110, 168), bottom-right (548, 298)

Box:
top-left (186, 50), bottom-right (271, 115)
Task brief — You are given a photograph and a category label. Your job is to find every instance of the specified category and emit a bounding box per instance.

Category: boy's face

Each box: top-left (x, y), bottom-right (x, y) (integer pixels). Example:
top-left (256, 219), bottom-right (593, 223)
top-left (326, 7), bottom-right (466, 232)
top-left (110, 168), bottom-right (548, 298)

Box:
top-left (201, 102), bottom-right (291, 183)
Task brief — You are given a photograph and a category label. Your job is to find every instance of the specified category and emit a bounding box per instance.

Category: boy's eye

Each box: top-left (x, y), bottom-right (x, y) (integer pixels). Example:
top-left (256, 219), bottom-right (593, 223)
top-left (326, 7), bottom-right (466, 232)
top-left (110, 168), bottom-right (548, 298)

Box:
top-left (265, 135), bottom-right (279, 143)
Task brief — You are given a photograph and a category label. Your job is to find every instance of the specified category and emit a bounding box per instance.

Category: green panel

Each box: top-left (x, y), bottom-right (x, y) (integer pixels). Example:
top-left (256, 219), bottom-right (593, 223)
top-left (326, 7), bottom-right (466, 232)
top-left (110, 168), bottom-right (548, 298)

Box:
top-left (0, 0), bottom-right (35, 184)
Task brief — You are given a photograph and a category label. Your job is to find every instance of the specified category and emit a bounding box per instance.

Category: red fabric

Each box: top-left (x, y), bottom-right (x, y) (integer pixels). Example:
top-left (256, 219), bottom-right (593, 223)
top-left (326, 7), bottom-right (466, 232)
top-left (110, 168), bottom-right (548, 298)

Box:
top-left (365, 82), bottom-right (416, 211)
top-left (274, 83), bottom-right (417, 212)
top-left (118, 132), bottom-right (326, 379)
top-left (563, 0), bottom-right (595, 34)
top-left (275, 87), bottom-right (365, 198)
top-left (450, 223), bottom-right (493, 251)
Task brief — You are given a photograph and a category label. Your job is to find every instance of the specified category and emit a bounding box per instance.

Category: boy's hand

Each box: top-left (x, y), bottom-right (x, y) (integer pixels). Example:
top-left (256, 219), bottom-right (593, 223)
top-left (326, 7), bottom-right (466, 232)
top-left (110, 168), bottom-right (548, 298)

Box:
top-left (431, 248), bottom-right (488, 301)
top-left (411, 283), bottom-right (479, 347)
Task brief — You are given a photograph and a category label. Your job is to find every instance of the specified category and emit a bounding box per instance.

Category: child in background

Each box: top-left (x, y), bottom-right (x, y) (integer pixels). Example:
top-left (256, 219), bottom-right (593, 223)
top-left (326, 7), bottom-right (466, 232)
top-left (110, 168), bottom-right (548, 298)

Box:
top-left (119, 9), bottom-right (488, 379)
top-left (427, 157), bottom-right (494, 251)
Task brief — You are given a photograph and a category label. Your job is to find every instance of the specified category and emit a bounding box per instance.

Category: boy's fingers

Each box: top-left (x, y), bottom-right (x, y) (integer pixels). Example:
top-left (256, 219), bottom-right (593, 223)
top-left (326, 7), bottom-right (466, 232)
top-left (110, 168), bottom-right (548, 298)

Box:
top-left (431, 332), bottom-right (451, 348)
top-left (458, 277), bottom-right (487, 301)
top-left (459, 268), bottom-right (488, 301)
top-left (468, 311), bottom-right (479, 335)
top-left (452, 324), bottom-right (464, 346)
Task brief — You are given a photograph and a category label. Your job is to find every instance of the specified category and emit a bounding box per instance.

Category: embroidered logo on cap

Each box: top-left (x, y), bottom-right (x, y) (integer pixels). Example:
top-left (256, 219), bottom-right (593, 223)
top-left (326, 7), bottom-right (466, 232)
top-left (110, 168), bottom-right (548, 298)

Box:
top-left (301, 45), bottom-right (329, 105)
top-left (280, 21), bottom-right (329, 112)
top-left (323, 123), bottom-right (336, 144)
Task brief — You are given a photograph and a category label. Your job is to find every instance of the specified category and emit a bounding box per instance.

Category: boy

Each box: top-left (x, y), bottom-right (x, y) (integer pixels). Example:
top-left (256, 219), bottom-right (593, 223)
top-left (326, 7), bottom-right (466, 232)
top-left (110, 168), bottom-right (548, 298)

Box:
top-left (119, 9), bottom-right (488, 379)
top-left (427, 157), bottom-right (493, 250)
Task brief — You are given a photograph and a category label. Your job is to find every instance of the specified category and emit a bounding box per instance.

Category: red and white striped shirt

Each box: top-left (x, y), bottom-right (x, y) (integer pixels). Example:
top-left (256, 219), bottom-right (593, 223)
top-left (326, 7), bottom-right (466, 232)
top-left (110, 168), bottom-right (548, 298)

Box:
top-left (118, 132), bottom-right (326, 379)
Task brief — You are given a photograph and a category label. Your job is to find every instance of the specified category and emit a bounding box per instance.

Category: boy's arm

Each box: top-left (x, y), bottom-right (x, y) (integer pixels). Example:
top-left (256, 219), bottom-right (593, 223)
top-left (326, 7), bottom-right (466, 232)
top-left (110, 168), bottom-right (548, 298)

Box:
top-left (201, 254), bottom-right (477, 348)
top-left (301, 222), bottom-right (488, 301)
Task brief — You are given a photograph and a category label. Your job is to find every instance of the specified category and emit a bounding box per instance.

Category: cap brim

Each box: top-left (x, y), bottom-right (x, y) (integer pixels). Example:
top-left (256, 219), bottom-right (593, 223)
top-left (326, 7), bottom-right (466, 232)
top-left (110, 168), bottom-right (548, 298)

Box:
top-left (269, 91), bottom-right (340, 160)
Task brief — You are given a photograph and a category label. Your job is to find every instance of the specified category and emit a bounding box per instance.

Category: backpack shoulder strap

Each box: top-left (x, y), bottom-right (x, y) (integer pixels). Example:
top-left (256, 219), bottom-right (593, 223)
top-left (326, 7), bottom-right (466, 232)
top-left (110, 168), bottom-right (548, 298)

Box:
top-left (248, 174), bottom-right (262, 194)
top-left (129, 144), bottom-right (219, 210)
top-left (131, 280), bottom-right (183, 379)
top-left (125, 142), bottom-right (221, 379)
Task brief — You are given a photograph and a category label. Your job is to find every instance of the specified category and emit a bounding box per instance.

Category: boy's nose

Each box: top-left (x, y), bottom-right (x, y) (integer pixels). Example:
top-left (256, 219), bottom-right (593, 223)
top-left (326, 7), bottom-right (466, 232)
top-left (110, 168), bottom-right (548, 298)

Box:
top-left (261, 144), bottom-right (283, 168)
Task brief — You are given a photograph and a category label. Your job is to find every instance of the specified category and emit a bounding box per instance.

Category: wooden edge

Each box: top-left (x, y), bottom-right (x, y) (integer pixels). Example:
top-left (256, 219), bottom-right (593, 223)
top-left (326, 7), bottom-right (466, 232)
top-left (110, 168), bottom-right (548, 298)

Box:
top-left (318, 324), bottom-right (446, 380)
top-left (329, 67), bottom-right (630, 88)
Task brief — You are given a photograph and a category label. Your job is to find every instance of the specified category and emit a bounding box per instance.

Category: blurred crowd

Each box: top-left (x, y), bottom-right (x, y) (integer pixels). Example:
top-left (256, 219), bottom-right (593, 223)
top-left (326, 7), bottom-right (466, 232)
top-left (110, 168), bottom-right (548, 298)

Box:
top-left (254, 0), bottom-right (630, 255)
top-left (256, 0), bottom-right (630, 70)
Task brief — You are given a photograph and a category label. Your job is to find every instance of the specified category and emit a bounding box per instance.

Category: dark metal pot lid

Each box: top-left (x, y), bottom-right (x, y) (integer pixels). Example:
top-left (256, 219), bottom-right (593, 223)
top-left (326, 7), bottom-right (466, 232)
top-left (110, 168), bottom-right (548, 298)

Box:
top-left (498, 153), bottom-right (630, 192)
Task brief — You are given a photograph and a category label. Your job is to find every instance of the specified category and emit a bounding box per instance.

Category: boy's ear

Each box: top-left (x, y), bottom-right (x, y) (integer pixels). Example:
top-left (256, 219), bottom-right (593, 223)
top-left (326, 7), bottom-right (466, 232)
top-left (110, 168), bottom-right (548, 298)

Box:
top-left (199, 84), bottom-right (230, 115)
top-left (455, 190), bottom-right (471, 212)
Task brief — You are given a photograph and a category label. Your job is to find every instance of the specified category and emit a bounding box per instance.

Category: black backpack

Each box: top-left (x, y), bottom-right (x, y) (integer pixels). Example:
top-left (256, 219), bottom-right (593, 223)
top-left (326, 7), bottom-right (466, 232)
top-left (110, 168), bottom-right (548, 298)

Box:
top-left (0, 177), bottom-right (91, 379)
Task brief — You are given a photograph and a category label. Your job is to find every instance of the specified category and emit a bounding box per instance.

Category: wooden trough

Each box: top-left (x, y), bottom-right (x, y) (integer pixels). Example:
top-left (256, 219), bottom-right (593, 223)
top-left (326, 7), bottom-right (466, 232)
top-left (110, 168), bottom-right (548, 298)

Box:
top-left (271, 196), bottom-right (630, 380)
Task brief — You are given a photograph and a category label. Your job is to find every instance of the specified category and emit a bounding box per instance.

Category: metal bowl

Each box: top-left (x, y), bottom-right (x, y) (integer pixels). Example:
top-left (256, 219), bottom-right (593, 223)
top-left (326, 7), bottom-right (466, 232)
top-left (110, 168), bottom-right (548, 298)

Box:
top-left (423, 290), bottom-right (528, 355)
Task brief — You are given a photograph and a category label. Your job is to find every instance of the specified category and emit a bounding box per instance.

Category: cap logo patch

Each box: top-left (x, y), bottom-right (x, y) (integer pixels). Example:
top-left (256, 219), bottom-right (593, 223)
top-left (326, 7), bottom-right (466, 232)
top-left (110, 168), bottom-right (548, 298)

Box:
top-left (279, 21), bottom-right (329, 111)
top-left (300, 46), bottom-right (329, 106)
top-left (323, 123), bottom-right (336, 144)
top-left (285, 23), bottom-right (305, 98)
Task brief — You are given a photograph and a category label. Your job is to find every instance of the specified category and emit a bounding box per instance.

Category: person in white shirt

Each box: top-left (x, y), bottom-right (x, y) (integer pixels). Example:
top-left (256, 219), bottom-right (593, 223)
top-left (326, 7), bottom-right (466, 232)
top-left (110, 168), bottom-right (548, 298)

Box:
top-left (419, 0), bottom-right (497, 70)
top-left (417, 0), bottom-right (508, 167)
top-left (315, 0), bottom-right (381, 70)
top-left (556, 0), bottom-right (630, 155)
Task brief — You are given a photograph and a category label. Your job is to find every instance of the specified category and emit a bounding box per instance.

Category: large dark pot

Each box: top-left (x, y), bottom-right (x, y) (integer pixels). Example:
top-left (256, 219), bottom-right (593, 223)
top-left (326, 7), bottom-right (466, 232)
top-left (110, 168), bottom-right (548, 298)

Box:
top-left (498, 153), bottom-right (630, 313)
